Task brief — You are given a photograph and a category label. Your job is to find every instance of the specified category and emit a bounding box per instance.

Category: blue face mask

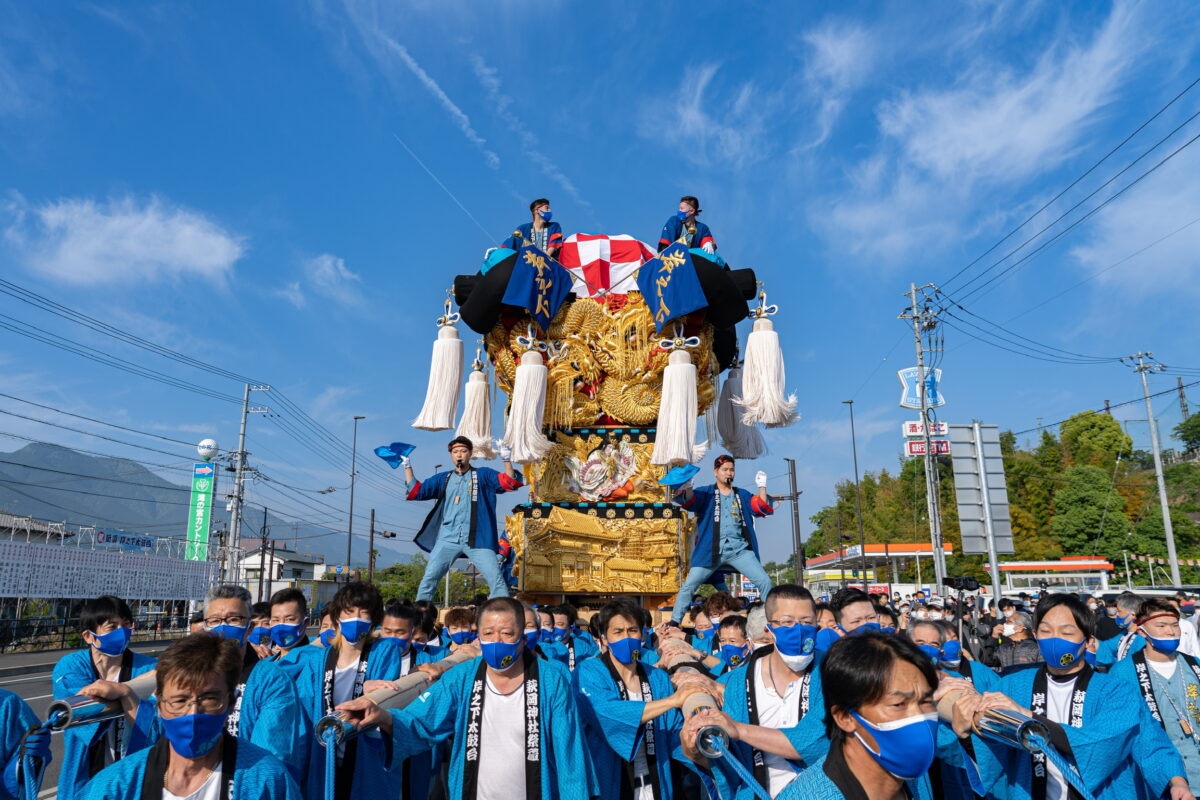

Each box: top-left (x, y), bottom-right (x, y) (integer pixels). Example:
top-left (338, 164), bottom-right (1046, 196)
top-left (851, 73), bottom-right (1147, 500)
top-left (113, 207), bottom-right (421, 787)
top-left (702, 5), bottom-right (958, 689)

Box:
top-left (608, 636), bottom-right (642, 665)
top-left (319, 629), bottom-right (337, 647)
top-left (1115, 613), bottom-right (1132, 628)
top-left (207, 623), bottom-right (247, 644)
top-left (917, 644), bottom-right (942, 666)
top-left (339, 618), bottom-right (372, 645)
top-left (815, 627), bottom-right (841, 652)
top-left (1038, 636), bottom-right (1086, 668)
top-left (769, 623), bottom-right (818, 657)
top-left (538, 210), bottom-right (552, 222)
top-left (1083, 649), bottom-right (1097, 666)
top-left (720, 643), bottom-right (750, 667)
top-left (850, 622), bottom-right (882, 635)
top-left (480, 639), bottom-right (522, 670)
top-left (160, 712), bottom-right (226, 758)
top-left (270, 622), bottom-right (306, 649)
top-left (412, 640), bottom-right (427, 653)
top-left (538, 627), bottom-right (554, 643)
top-left (940, 640), bottom-right (962, 665)
top-left (248, 626), bottom-right (272, 646)
top-left (90, 626), bottom-right (131, 657)
top-left (880, 626), bottom-right (897, 635)
top-left (390, 636), bottom-right (412, 655)
top-left (676, 210), bottom-right (689, 221)
top-left (1146, 634), bottom-right (1181, 655)
top-left (450, 630), bottom-right (475, 645)
top-left (524, 630), bottom-right (541, 650)
top-left (552, 626), bottom-right (569, 642)
top-left (695, 628), bottom-right (716, 641)
top-left (850, 710), bottom-right (939, 780)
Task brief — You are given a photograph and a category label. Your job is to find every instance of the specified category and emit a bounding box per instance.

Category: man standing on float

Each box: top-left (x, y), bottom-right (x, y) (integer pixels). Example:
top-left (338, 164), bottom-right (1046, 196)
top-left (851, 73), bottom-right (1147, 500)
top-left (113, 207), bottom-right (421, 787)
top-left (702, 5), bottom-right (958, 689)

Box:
top-left (404, 436), bottom-right (524, 601)
top-left (671, 455), bottom-right (774, 623)
top-left (504, 198), bottom-right (563, 257)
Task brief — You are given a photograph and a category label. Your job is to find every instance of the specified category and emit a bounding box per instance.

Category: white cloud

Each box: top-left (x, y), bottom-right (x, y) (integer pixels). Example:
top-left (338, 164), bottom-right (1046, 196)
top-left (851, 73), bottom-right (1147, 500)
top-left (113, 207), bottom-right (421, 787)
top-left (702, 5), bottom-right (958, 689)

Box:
top-left (277, 254), bottom-right (363, 309)
top-left (801, 22), bottom-right (875, 147)
top-left (468, 55), bottom-right (589, 208)
top-left (3, 193), bottom-right (244, 286)
top-left (637, 63), bottom-right (772, 169)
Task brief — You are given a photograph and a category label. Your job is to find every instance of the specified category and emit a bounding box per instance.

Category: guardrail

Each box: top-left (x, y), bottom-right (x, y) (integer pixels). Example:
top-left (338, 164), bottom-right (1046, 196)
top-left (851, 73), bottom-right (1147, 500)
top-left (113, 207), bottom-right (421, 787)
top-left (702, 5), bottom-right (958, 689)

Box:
top-left (0, 615), bottom-right (192, 653)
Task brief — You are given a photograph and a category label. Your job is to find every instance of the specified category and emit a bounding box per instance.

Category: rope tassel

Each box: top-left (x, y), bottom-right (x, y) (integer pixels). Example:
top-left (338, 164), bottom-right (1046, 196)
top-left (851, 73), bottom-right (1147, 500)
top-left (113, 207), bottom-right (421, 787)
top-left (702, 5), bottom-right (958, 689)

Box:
top-left (652, 331), bottom-right (707, 466)
top-left (455, 348), bottom-right (495, 459)
top-left (503, 334), bottom-right (554, 464)
top-left (736, 288), bottom-right (799, 428)
top-left (717, 368), bottom-right (766, 459)
top-left (412, 294), bottom-right (464, 431)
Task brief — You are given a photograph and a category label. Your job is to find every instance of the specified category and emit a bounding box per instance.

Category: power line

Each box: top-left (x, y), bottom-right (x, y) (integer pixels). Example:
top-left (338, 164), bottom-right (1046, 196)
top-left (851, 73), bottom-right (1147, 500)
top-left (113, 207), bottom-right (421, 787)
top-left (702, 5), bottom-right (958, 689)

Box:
top-left (0, 406), bottom-right (192, 460)
top-left (0, 391), bottom-right (205, 449)
top-left (1011, 379), bottom-right (1200, 436)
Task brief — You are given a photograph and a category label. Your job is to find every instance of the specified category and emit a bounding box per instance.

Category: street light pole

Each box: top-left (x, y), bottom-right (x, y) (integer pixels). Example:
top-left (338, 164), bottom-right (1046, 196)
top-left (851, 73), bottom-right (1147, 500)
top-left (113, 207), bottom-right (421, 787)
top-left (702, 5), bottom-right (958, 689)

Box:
top-left (843, 400), bottom-right (868, 590)
top-left (347, 415), bottom-right (365, 580)
top-left (782, 457), bottom-right (805, 585)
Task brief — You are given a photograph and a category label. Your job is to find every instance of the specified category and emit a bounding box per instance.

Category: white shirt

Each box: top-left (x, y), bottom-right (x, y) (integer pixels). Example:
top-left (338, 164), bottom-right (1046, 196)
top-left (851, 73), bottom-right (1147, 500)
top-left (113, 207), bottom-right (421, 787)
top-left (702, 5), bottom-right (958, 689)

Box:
top-left (163, 765), bottom-right (222, 800)
top-left (333, 660), bottom-right (360, 759)
top-left (1180, 621), bottom-right (1200, 658)
top-left (478, 675), bottom-right (526, 800)
top-left (624, 689), bottom-right (655, 800)
top-left (1043, 676), bottom-right (1077, 800)
top-left (1148, 658), bottom-right (1179, 680)
top-left (753, 658), bottom-right (802, 797)
top-left (399, 651), bottom-right (412, 677)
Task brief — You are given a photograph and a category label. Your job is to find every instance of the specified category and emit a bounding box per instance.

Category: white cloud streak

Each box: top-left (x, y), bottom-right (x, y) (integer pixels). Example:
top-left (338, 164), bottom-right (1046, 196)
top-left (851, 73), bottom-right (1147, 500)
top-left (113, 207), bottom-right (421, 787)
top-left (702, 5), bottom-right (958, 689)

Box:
top-left (276, 254), bottom-right (364, 309)
top-left (3, 193), bottom-right (244, 286)
top-left (801, 22), bottom-right (875, 148)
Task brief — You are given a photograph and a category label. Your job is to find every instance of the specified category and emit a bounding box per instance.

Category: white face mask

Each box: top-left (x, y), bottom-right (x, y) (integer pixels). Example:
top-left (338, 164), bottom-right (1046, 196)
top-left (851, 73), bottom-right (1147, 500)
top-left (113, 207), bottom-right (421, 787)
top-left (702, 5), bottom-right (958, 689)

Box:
top-left (778, 651), bottom-right (814, 672)
top-left (913, 610), bottom-right (927, 620)
top-left (927, 612), bottom-right (943, 621)
top-left (709, 616), bottom-right (721, 626)
top-left (1002, 624), bottom-right (1017, 637)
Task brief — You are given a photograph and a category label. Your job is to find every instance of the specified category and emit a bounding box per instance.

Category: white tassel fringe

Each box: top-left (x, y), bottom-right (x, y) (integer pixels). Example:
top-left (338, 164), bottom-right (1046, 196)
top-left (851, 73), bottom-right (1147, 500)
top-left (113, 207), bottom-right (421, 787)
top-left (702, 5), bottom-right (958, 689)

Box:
top-left (412, 325), bottom-right (463, 431)
top-left (736, 318), bottom-right (799, 428)
top-left (456, 367), bottom-right (495, 459)
top-left (503, 351), bottom-right (554, 464)
top-left (652, 350), bottom-right (707, 465)
top-left (718, 368), bottom-right (766, 459)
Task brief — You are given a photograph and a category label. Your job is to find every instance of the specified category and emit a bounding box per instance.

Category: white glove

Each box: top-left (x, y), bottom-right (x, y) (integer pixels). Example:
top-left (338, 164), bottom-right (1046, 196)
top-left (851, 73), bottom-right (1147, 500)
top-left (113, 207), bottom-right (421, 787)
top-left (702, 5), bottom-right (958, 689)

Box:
top-left (496, 441), bottom-right (513, 462)
top-left (399, 455), bottom-right (411, 469)
top-left (754, 470), bottom-right (768, 489)
top-left (702, 241), bottom-right (715, 254)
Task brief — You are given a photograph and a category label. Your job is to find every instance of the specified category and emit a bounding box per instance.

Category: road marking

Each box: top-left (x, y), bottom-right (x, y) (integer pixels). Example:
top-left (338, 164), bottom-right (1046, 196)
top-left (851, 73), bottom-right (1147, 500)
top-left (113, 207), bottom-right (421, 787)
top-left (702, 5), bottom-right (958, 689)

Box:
top-left (25, 693), bottom-right (54, 701)
top-left (0, 675), bottom-right (53, 685)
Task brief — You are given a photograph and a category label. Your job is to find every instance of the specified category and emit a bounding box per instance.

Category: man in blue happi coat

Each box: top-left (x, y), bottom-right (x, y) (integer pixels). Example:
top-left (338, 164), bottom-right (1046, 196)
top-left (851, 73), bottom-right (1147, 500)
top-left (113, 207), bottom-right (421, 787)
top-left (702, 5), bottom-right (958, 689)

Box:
top-left (671, 455), bottom-right (774, 624)
top-left (336, 596), bottom-right (596, 800)
top-left (51, 595), bottom-right (157, 800)
top-left (79, 634), bottom-right (300, 800)
top-left (946, 593), bottom-right (1193, 800)
top-left (503, 198), bottom-right (563, 257)
top-left (657, 195), bottom-right (716, 254)
top-left (405, 436), bottom-right (525, 602)
top-left (1, 689), bottom-right (46, 800)
top-left (540, 604), bottom-right (599, 671)
top-left (573, 598), bottom-right (711, 800)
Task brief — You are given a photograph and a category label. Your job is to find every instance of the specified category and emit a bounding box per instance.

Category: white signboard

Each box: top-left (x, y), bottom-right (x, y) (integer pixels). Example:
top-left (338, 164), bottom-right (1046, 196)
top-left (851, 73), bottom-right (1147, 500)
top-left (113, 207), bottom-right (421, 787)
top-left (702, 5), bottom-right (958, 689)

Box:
top-left (902, 421), bottom-right (948, 437)
top-left (905, 440), bottom-right (950, 457)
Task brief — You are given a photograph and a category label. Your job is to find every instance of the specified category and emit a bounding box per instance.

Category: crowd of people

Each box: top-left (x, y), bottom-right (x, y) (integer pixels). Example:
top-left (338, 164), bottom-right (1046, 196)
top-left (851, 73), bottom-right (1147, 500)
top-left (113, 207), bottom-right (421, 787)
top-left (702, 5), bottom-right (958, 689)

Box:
top-left (4, 580), bottom-right (1200, 800)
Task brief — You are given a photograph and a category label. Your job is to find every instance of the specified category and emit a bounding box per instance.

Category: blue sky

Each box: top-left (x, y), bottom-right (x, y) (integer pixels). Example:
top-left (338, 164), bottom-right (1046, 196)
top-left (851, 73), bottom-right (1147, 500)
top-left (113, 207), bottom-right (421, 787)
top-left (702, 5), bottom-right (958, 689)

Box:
top-left (2, 0), bottom-right (1199, 563)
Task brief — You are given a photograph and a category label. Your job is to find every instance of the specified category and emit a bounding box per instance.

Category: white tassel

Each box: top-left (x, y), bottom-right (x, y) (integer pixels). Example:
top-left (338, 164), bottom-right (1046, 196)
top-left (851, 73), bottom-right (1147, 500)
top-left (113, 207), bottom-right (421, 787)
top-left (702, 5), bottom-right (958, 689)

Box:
top-left (455, 364), bottom-right (495, 459)
top-left (736, 318), bottom-right (799, 428)
top-left (412, 325), bottom-right (463, 431)
top-left (503, 350), bottom-right (554, 464)
top-left (718, 368), bottom-right (766, 459)
top-left (652, 350), bottom-right (707, 465)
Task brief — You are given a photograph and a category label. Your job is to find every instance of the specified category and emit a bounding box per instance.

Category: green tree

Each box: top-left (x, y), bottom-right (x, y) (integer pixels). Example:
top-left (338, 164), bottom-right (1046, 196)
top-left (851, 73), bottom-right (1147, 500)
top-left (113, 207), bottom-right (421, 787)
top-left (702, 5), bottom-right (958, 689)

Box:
top-left (1174, 416), bottom-right (1200, 453)
top-left (1059, 412), bottom-right (1132, 471)
top-left (1049, 465), bottom-right (1131, 555)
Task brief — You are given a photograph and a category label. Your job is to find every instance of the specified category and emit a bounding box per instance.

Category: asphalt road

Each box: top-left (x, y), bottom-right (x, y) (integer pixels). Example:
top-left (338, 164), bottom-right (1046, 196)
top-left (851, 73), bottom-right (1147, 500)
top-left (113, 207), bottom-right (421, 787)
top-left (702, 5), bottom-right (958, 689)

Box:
top-left (2, 640), bottom-right (178, 798)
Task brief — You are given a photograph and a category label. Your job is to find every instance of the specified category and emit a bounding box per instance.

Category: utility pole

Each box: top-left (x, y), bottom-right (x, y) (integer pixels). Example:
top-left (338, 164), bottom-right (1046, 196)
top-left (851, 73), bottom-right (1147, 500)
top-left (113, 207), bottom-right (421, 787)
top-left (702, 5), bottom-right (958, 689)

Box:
top-left (899, 284), bottom-right (946, 592)
top-left (368, 508), bottom-right (376, 584)
top-left (1126, 353), bottom-right (1182, 586)
top-left (843, 400), bottom-right (869, 589)
top-left (782, 457), bottom-right (805, 585)
top-left (838, 510), bottom-right (846, 589)
top-left (228, 383), bottom-right (270, 581)
top-left (347, 415), bottom-right (365, 580)
top-left (1179, 377), bottom-right (1191, 422)
top-left (257, 506), bottom-right (269, 603)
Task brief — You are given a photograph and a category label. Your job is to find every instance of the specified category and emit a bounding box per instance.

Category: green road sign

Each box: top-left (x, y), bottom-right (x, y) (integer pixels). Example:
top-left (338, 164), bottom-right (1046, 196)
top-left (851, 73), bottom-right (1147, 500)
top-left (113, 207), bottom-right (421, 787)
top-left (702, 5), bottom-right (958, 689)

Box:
top-left (186, 462), bottom-right (216, 560)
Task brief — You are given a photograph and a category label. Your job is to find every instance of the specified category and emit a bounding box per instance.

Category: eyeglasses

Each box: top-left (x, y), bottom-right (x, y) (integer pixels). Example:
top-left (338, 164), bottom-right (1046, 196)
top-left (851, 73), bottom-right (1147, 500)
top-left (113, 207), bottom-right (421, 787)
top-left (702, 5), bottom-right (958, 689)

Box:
top-left (160, 693), bottom-right (228, 715)
top-left (204, 615), bottom-right (247, 628)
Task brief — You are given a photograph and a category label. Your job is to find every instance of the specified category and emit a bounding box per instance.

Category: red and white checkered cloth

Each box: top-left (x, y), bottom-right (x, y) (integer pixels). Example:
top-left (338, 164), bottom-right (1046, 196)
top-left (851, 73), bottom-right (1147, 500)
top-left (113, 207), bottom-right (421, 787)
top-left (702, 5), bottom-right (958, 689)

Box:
top-left (556, 233), bottom-right (656, 297)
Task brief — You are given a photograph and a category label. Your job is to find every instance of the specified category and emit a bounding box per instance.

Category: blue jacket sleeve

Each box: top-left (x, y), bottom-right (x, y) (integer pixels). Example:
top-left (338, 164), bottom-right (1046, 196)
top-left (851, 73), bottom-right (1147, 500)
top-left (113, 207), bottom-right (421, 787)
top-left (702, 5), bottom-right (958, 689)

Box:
top-left (573, 660), bottom-right (647, 762)
top-left (241, 660), bottom-right (307, 783)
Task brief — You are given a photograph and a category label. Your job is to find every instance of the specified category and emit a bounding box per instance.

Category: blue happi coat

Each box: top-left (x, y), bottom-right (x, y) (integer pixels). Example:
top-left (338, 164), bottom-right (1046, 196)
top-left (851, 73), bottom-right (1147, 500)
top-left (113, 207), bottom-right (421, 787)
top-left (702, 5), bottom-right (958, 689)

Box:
top-left (775, 751), bottom-right (934, 800)
top-left (1095, 631), bottom-right (1143, 667)
top-left (1, 689), bottom-right (38, 800)
top-left (573, 656), bottom-right (683, 800)
top-left (51, 649), bottom-right (157, 800)
top-left (658, 217), bottom-right (715, 252)
top-left (679, 485), bottom-right (769, 569)
top-left (718, 648), bottom-right (827, 768)
top-left (281, 637), bottom-right (432, 800)
top-left (386, 652), bottom-right (595, 799)
top-left (970, 664), bottom-right (1184, 800)
top-left (407, 467), bottom-right (523, 553)
top-left (503, 222), bottom-right (564, 252)
top-left (77, 737), bottom-right (301, 800)
top-left (540, 631), bottom-right (599, 671)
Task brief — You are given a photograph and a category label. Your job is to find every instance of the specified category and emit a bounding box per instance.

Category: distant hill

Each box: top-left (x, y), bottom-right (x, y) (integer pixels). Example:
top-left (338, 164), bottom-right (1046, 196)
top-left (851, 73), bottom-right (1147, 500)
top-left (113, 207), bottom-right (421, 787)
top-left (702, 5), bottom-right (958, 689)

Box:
top-left (0, 443), bottom-right (411, 567)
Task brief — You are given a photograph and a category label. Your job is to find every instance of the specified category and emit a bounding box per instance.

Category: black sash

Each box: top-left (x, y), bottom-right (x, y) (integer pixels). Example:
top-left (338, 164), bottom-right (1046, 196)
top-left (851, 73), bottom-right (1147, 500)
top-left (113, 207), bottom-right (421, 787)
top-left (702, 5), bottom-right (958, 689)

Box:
top-left (323, 639), bottom-right (374, 800)
top-left (601, 653), bottom-right (662, 800)
top-left (140, 733), bottom-right (237, 800)
top-left (462, 651), bottom-right (542, 800)
top-left (224, 654), bottom-right (258, 736)
top-left (87, 649), bottom-right (134, 778)
top-left (744, 645), bottom-right (811, 791)
top-left (1030, 666), bottom-right (1091, 800)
